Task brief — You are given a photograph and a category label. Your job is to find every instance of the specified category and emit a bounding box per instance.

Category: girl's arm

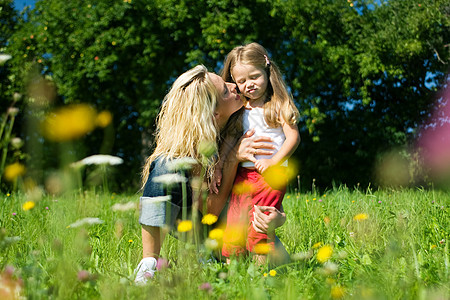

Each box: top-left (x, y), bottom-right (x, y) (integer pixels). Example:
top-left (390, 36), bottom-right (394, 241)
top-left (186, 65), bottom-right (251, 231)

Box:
top-left (255, 120), bottom-right (300, 173)
top-left (252, 204), bottom-right (286, 234)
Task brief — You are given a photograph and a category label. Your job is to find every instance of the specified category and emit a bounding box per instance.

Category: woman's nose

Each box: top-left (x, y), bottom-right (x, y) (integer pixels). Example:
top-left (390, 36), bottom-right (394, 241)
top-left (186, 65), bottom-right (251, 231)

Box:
top-left (228, 82), bottom-right (237, 93)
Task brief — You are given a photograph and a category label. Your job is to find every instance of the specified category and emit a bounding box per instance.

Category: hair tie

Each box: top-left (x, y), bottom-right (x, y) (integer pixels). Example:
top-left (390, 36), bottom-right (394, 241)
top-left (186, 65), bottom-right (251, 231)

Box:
top-left (264, 55), bottom-right (270, 67)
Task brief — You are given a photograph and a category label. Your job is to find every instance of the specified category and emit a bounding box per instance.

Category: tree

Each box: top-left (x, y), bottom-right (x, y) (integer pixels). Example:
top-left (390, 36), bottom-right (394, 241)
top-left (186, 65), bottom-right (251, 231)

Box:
top-left (4, 0), bottom-right (449, 191)
top-left (277, 0), bottom-right (449, 188)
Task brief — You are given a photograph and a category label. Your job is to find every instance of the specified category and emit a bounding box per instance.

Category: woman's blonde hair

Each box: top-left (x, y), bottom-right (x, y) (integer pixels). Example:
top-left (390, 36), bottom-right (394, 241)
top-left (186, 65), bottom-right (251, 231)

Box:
top-left (222, 42), bottom-right (299, 128)
top-left (141, 65), bottom-right (219, 187)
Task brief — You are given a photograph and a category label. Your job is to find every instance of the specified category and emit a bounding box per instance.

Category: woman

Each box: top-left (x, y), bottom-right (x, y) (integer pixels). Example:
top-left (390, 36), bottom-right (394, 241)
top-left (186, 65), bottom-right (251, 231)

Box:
top-left (135, 65), bottom-right (287, 284)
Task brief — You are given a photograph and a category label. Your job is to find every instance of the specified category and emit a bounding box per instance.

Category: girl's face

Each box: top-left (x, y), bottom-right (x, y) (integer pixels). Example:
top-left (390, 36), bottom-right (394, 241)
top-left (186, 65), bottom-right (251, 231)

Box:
top-left (209, 73), bottom-right (243, 128)
top-left (231, 62), bottom-right (268, 103)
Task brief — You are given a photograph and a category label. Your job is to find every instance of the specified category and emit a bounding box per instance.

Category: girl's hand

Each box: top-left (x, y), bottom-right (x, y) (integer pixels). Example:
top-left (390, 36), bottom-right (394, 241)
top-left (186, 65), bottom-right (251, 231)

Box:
top-left (254, 158), bottom-right (273, 174)
top-left (252, 205), bottom-right (286, 234)
top-left (236, 129), bottom-right (275, 163)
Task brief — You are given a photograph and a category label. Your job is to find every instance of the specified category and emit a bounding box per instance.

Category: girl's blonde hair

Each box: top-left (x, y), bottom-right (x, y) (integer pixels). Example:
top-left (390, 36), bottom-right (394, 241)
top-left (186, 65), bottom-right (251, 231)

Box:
top-left (222, 42), bottom-right (299, 128)
top-left (141, 65), bottom-right (219, 187)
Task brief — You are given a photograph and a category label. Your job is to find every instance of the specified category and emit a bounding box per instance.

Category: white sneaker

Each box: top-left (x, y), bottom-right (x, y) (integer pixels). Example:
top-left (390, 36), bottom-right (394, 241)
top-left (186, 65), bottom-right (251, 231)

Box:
top-left (134, 257), bottom-right (157, 285)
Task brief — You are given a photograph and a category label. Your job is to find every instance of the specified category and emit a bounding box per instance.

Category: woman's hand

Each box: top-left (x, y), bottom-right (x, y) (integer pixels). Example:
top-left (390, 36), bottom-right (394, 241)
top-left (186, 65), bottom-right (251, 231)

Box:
top-left (252, 205), bottom-right (286, 234)
top-left (236, 129), bottom-right (275, 163)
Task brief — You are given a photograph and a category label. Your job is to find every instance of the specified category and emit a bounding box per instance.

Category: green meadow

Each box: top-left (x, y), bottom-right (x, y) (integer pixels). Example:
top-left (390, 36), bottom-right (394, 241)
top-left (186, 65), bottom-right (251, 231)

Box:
top-left (1, 187), bottom-right (448, 299)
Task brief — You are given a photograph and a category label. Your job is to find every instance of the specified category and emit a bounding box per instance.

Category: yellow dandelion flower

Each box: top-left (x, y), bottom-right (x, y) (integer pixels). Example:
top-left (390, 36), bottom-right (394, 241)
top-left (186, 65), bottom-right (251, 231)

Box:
top-left (7, 193), bottom-right (10, 197)
top-left (263, 273), bottom-right (268, 277)
top-left (177, 220), bottom-right (193, 232)
top-left (232, 182), bottom-right (255, 195)
top-left (313, 198), bottom-right (316, 201)
top-left (331, 286), bottom-right (345, 299)
top-left (430, 244), bottom-right (437, 250)
top-left (269, 269), bottom-right (277, 277)
top-left (312, 242), bottom-right (323, 249)
top-left (112, 41), bottom-right (116, 46)
top-left (128, 239), bottom-right (133, 243)
top-left (201, 214), bottom-right (218, 225)
top-left (209, 228), bottom-right (224, 240)
top-left (353, 213), bottom-right (368, 221)
top-left (3, 162), bottom-right (26, 181)
top-left (22, 201), bottom-right (35, 211)
top-left (42, 104), bottom-right (97, 142)
top-left (253, 243), bottom-right (272, 255)
top-left (263, 166), bottom-right (293, 190)
top-left (317, 245), bottom-right (333, 263)
top-left (222, 225), bottom-right (246, 246)
top-left (96, 110), bottom-right (112, 128)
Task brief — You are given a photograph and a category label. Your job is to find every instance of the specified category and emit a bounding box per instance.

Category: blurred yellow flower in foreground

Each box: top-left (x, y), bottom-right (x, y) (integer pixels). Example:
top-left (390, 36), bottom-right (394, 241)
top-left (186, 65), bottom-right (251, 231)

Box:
top-left (312, 242), bottom-right (323, 249)
top-left (209, 228), bottom-right (224, 240)
top-left (253, 243), bottom-right (272, 255)
top-left (223, 225), bottom-right (245, 246)
top-left (22, 201), bottom-right (35, 211)
top-left (42, 104), bottom-right (97, 142)
top-left (96, 110), bottom-right (112, 128)
top-left (3, 163), bottom-right (26, 181)
top-left (201, 214), bottom-right (218, 225)
top-left (317, 245), bottom-right (333, 263)
top-left (353, 213), bottom-right (369, 221)
top-left (232, 182), bottom-right (255, 195)
top-left (269, 269), bottom-right (277, 277)
top-left (331, 285), bottom-right (345, 299)
top-left (177, 220), bottom-right (193, 232)
top-left (263, 166), bottom-right (292, 190)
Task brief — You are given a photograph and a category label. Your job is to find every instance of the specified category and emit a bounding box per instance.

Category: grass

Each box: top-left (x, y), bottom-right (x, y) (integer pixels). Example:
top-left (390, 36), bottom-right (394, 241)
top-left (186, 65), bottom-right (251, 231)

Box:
top-left (0, 186), bottom-right (448, 299)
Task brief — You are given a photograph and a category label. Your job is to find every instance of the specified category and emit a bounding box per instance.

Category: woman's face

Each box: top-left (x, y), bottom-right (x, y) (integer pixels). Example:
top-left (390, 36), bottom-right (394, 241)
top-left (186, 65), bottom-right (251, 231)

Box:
top-left (209, 73), bottom-right (243, 128)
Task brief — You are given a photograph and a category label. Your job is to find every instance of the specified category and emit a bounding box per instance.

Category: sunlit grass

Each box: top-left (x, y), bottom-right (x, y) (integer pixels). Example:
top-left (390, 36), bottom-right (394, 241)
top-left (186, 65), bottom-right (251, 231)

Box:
top-left (0, 187), bottom-right (448, 299)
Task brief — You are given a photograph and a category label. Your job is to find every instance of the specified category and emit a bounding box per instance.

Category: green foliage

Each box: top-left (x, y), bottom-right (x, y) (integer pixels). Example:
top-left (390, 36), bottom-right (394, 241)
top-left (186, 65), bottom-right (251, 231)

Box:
top-left (0, 188), bottom-right (448, 299)
top-left (2, 0), bottom-right (449, 191)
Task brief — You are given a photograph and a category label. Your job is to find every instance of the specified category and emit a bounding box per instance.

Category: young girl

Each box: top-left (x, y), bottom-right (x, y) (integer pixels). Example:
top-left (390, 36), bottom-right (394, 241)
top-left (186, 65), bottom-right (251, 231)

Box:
top-left (218, 43), bottom-right (300, 264)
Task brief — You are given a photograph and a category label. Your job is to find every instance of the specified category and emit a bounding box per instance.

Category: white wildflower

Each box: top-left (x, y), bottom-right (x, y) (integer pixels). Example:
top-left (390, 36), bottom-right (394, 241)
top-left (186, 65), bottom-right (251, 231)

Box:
top-left (71, 154), bottom-right (123, 168)
top-left (111, 201), bottom-right (137, 212)
top-left (291, 250), bottom-right (313, 261)
top-left (166, 157), bottom-right (197, 171)
top-left (0, 54), bottom-right (12, 66)
top-left (322, 262), bottom-right (339, 275)
top-left (10, 137), bottom-right (24, 149)
top-left (3, 236), bottom-right (21, 244)
top-left (204, 238), bottom-right (219, 250)
top-left (152, 173), bottom-right (187, 185)
top-left (68, 217), bottom-right (104, 228)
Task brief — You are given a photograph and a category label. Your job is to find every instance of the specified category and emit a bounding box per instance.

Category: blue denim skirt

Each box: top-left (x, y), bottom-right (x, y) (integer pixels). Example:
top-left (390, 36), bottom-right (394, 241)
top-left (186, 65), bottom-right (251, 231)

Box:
top-left (139, 156), bottom-right (194, 228)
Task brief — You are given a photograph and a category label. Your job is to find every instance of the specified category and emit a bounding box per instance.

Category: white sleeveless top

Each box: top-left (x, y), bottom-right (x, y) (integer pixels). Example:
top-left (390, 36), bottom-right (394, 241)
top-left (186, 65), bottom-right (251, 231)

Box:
top-left (241, 107), bottom-right (288, 168)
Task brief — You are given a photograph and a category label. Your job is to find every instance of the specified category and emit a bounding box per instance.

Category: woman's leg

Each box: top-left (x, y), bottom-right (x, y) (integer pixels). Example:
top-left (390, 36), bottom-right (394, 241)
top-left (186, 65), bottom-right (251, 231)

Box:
top-left (135, 225), bottom-right (166, 284)
top-left (142, 225), bottom-right (165, 258)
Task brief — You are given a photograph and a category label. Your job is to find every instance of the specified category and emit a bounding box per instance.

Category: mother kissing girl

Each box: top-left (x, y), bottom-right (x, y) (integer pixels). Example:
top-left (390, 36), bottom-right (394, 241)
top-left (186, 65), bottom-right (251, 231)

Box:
top-left (134, 65), bottom-right (289, 284)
